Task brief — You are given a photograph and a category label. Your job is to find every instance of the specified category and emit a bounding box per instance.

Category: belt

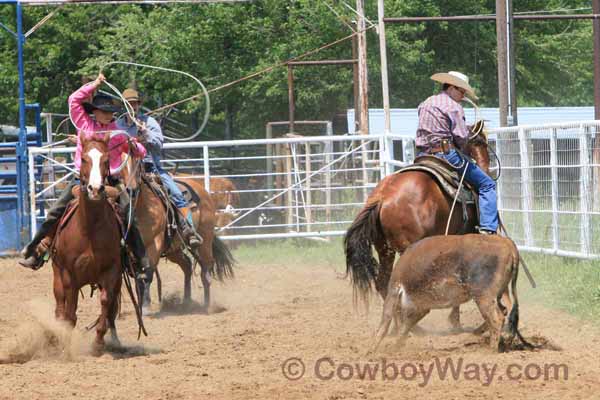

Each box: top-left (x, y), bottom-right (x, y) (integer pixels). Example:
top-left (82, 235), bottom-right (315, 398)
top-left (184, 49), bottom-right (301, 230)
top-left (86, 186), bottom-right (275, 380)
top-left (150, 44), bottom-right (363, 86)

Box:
top-left (417, 142), bottom-right (455, 154)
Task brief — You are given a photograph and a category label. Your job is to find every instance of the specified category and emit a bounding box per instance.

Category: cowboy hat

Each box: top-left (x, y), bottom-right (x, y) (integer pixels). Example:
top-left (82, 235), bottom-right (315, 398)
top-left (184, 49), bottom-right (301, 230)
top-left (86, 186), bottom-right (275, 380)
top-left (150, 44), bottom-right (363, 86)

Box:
top-left (431, 71), bottom-right (478, 100)
top-left (83, 94), bottom-right (121, 114)
top-left (122, 88), bottom-right (140, 102)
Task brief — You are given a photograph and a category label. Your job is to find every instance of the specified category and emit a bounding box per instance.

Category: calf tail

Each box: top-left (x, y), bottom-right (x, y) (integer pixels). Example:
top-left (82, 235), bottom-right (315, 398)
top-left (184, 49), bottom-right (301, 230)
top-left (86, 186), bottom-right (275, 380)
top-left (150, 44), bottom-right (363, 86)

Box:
top-left (507, 252), bottom-right (535, 349)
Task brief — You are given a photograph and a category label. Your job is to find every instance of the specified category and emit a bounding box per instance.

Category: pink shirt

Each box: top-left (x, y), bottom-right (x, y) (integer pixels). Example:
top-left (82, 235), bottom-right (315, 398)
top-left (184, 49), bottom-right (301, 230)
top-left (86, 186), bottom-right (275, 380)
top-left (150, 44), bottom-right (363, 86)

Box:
top-left (68, 82), bottom-right (146, 174)
top-left (416, 91), bottom-right (469, 151)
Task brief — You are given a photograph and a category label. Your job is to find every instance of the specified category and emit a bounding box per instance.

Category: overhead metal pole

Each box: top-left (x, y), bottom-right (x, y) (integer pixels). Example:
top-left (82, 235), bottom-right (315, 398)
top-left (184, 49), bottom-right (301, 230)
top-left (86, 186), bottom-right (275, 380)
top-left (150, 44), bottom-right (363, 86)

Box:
top-left (16, 1), bottom-right (29, 247)
top-left (377, 0), bottom-right (391, 134)
top-left (384, 14), bottom-right (600, 23)
top-left (496, 0), bottom-right (509, 127)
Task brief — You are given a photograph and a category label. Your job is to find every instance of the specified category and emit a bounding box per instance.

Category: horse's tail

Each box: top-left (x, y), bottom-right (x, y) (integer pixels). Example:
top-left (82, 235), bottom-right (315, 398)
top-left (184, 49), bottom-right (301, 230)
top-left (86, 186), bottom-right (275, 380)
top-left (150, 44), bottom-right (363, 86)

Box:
top-left (344, 198), bottom-right (383, 304)
top-left (211, 235), bottom-right (235, 282)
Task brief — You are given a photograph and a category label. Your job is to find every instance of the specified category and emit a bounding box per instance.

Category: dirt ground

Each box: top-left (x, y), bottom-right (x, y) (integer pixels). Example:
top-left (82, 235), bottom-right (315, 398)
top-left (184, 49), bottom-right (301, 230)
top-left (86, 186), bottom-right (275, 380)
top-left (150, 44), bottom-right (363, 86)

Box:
top-left (0, 253), bottom-right (599, 400)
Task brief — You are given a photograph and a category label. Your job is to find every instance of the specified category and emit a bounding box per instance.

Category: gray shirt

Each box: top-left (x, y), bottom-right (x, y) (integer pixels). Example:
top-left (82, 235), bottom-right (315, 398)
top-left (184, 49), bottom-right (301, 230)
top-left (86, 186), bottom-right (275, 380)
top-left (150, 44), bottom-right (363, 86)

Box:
top-left (117, 113), bottom-right (163, 163)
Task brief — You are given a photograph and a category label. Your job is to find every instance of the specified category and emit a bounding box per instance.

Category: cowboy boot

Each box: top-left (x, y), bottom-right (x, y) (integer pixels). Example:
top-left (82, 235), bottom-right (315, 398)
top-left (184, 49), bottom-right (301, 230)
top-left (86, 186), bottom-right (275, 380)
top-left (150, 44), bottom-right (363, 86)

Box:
top-left (127, 222), bottom-right (152, 282)
top-left (176, 206), bottom-right (202, 248)
top-left (19, 225), bottom-right (58, 270)
top-left (19, 179), bottom-right (77, 270)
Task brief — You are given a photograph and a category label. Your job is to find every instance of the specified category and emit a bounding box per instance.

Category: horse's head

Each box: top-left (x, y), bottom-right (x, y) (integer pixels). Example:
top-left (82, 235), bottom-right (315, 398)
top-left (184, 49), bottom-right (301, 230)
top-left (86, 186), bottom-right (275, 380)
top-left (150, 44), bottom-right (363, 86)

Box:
top-left (463, 120), bottom-right (491, 175)
top-left (79, 133), bottom-right (111, 201)
top-left (120, 146), bottom-right (142, 192)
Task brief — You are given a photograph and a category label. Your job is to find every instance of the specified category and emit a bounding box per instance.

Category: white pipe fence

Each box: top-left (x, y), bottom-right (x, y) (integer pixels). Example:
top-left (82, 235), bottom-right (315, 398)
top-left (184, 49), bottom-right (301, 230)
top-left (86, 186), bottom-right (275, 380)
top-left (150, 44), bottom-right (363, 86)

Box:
top-left (27, 120), bottom-right (600, 260)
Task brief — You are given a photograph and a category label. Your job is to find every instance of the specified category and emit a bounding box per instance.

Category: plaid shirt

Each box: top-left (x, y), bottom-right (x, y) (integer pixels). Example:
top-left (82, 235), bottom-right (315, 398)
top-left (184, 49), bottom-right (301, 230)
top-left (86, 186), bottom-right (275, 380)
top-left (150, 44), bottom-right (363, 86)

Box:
top-left (416, 91), bottom-right (469, 151)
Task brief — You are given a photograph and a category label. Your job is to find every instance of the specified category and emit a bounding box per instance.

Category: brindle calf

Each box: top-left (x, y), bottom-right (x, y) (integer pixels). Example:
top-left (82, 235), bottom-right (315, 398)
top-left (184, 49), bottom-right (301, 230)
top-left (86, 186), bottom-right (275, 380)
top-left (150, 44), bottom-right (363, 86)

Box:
top-left (371, 234), bottom-right (530, 353)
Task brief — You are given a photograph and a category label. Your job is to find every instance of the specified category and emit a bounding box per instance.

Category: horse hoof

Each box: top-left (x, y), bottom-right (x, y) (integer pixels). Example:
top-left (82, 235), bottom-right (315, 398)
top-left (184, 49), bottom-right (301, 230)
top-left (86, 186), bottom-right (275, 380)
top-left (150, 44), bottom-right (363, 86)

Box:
top-left (92, 343), bottom-right (105, 357)
top-left (142, 306), bottom-right (152, 317)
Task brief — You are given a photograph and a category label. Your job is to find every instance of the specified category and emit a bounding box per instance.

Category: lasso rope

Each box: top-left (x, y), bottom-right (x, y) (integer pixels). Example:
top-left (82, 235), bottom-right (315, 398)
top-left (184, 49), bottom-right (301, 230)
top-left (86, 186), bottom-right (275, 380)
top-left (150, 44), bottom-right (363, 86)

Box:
top-left (100, 61), bottom-right (211, 142)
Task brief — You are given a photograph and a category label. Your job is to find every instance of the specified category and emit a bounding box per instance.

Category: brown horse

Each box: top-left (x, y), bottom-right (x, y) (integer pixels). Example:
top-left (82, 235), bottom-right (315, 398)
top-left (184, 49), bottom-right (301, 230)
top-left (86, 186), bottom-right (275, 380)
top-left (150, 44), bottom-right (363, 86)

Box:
top-left (345, 135), bottom-right (491, 330)
top-left (51, 133), bottom-right (124, 350)
top-left (124, 162), bottom-right (234, 313)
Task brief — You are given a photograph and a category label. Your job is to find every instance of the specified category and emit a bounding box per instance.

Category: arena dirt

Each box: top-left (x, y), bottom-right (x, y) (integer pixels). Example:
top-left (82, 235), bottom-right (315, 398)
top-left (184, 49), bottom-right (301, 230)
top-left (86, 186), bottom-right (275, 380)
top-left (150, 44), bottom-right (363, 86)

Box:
top-left (0, 256), bottom-right (598, 399)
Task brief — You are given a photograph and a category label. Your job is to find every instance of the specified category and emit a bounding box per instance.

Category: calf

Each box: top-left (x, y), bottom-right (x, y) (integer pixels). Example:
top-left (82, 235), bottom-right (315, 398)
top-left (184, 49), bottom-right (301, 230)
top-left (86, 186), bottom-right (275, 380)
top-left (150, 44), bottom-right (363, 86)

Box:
top-left (371, 234), bottom-right (531, 353)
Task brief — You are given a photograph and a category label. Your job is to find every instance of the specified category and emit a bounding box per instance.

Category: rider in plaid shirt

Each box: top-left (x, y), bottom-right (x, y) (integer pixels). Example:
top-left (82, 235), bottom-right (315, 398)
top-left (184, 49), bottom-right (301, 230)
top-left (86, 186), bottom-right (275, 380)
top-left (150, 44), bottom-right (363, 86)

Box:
top-left (416, 71), bottom-right (498, 235)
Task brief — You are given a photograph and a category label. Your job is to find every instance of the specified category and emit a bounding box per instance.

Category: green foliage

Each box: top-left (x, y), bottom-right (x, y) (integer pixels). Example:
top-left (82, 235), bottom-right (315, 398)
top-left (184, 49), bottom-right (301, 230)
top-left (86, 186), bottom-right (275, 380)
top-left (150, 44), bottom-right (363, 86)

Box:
top-left (0, 1), bottom-right (596, 135)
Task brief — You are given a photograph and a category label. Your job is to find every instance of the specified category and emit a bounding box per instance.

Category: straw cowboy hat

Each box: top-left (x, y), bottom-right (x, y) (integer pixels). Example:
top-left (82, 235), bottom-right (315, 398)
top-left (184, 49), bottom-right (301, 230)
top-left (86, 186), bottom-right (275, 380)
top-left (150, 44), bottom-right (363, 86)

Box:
top-left (431, 71), bottom-right (478, 100)
top-left (122, 88), bottom-right (141, 102)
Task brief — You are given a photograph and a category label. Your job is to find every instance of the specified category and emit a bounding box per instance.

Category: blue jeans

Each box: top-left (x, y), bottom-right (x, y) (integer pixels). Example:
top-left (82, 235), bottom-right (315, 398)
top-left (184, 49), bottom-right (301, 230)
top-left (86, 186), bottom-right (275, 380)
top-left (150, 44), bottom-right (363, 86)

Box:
top-left (422, 149), bottom-right (498, 232)
top-left (147, 154), bottom-right (188, 208)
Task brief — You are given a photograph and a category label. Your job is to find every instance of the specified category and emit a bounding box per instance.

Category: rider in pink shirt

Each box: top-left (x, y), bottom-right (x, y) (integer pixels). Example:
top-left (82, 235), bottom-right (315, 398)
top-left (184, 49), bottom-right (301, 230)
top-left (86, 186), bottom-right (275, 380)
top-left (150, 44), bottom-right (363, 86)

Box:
top-left (20, 74), bottom-right (151, 279)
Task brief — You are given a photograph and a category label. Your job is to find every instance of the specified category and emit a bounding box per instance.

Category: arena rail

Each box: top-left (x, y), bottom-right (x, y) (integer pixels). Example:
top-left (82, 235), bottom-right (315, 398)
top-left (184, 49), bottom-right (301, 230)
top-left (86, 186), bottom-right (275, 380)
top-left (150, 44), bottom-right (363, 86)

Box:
top-left (27, 120), bottom-right (600, 260)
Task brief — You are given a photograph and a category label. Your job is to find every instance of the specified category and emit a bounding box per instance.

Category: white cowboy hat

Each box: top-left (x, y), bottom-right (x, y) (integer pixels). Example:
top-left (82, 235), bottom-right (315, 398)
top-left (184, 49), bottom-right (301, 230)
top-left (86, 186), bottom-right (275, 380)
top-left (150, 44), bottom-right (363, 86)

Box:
top-left (431, 71), bottom-right (478, 100)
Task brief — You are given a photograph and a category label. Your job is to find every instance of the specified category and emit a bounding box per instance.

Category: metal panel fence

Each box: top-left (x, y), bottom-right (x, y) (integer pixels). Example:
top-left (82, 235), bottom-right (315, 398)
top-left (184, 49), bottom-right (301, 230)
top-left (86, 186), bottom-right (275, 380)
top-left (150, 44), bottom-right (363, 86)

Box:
top-left (488, 120), bottom-right (600, 259)
top-left (28, 134), bottom-right (413, 241)
top-left (27, 120), bottom-right (600, 260)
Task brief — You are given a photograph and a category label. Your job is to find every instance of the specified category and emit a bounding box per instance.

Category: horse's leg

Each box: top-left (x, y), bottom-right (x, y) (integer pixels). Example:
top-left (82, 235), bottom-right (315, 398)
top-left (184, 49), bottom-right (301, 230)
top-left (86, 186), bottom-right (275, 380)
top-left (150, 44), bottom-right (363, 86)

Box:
top-left (448, 307), bottom-right (462, 332)
top-left (62, 271), bottom-right (78, 327)
top-left (94, 286), bottom-right (110, 353)
top-left (168, 250), bottom-right (194, 305)
top-left (107, 278), bottom-right (122, 347)
top-left (52, 265), bottom-right (67, 321)
top-left (374, 243), bottom-right (395, 300)
top-left (196, 237), bottom-right (216, 311)
top-left (199, 260), bottom-right (212, 310)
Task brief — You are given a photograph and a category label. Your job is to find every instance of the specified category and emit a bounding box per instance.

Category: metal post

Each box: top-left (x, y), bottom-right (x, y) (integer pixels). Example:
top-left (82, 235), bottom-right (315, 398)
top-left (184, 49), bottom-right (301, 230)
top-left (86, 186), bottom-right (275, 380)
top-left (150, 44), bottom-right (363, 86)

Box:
top-left (496, 0), bottom-right (509, 127)
top-left (305, 143), bottom-right (311, 232)
top-left (266, 123), bottom-right (273, 190)
top-left (16, 1), bottom-right (29, 246)
top-left (549, 128), bottom-right (559, 251)
top-left (325, 122), bottom-right (332, 222)
top-left (518, 127), bottom-right (533, 246)
top-left (28, 149), bottom-right (36, 237)
top-left (507, 0), bottom-right (518, 125)
top-left (202, 145), bottom-right (211, 192)
top-left (494, 135), bottom-right (503, 212)
top-left (579, 125), bottom-right (591, 255)
top-left (285, 145), bottom-right (293, 229)
top-left (377, 0), bottom-right (391, 135)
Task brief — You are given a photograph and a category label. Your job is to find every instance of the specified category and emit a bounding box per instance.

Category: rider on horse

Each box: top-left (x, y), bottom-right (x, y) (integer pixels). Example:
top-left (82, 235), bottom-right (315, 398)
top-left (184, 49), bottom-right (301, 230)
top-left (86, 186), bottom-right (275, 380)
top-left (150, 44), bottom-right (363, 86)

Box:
top-left (416, 71), bottom-right (498, 235)
top-left (116, 88), bottom-right (202, 249)
top-left (19, 74), bottom-right (152, 278)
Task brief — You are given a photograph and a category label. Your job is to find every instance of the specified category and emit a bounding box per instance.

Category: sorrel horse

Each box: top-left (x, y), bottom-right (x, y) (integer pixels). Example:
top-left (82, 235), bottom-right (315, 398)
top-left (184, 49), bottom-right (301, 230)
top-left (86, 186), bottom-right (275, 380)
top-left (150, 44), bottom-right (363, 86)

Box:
top-left (344, 133), bottom-right (491, 330)
top-left (123, 159), bottom-right (234, 313)
top-left (51, 133), bottom-right (126, 350)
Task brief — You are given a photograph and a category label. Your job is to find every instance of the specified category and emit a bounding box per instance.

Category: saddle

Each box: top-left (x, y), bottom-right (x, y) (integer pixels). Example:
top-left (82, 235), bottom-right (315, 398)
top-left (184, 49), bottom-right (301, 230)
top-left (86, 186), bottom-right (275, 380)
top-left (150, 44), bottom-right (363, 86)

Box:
top-left (43, 187), bottom-right (125, 258)
top-left (57, 187), bottom-right (125, 235)
top-left (396, 155), bottom-right (480, 229)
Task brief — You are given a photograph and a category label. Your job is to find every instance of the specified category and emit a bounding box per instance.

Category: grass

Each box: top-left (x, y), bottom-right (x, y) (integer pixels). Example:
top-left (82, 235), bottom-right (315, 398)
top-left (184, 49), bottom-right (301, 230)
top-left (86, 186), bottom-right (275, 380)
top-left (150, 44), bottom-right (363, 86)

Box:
top-left (232, 239), bottom-right (600, 323)
top-left (233, 237), bottom-right (345, 269)
top-left (519, 253), bottom-right (600, 323)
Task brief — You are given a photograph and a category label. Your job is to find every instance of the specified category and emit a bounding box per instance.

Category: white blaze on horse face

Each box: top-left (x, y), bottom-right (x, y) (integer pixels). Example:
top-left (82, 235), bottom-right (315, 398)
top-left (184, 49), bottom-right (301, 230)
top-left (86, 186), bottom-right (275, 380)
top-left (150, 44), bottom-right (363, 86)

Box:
top-left (87, 148), bottom-right (104, 191)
